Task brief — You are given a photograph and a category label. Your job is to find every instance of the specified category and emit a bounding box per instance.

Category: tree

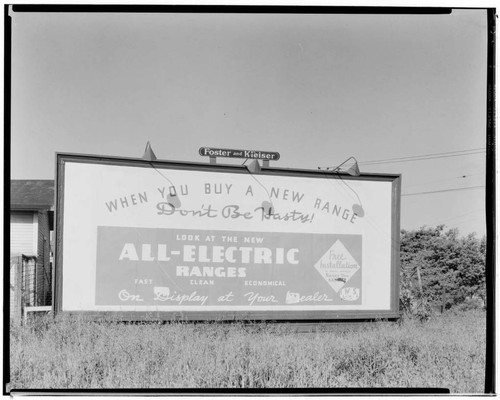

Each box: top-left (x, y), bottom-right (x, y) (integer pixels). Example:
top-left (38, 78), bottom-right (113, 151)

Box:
top-left (400, 225), bottom-right (486, 313)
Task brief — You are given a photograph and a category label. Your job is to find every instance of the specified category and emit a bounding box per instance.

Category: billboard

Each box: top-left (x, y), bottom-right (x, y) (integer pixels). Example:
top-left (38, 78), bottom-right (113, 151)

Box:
top-left (55, 153), bottom-right (401, 320)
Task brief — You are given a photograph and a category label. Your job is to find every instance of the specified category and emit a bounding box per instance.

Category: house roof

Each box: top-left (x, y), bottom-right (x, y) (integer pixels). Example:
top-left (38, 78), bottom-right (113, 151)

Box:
top-left (10, 180), bottom-right (55, 210)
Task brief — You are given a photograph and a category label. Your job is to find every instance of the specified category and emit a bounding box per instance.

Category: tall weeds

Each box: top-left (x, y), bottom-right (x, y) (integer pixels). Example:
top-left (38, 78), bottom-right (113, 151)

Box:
top-left (9, 310), bottom-right (485, 392)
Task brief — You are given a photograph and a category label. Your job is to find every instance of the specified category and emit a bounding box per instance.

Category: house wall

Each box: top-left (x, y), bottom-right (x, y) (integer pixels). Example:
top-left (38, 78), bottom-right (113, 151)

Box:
top-left (10, 210), bottom-right (52, 311)
top-left (10, 212), bottom-right (37, 255)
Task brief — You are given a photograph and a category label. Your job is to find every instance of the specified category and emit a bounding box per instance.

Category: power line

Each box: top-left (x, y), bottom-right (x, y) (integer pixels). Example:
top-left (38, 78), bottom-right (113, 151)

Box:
top-left (359, 148), bottom-right (485, 165)
top-left (360, 148), bottom-right (484, 163)
top-left (361, 151), bottom-right (485, 165)
top-left (405, 173), bottom-right (484, 189)
top-left (402, 185), bottom-right (485, 197)
top-left (426, 209), bottom-right (484, 226)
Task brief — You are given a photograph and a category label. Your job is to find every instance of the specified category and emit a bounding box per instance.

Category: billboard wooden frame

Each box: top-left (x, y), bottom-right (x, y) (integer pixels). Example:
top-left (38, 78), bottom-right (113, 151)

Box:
top-left (54, 152), bottom-right (401, 321)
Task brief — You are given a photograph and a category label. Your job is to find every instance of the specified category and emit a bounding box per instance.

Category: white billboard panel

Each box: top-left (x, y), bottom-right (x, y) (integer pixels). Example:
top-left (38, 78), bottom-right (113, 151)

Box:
top-left (55, 154), bottom-right (400, 320)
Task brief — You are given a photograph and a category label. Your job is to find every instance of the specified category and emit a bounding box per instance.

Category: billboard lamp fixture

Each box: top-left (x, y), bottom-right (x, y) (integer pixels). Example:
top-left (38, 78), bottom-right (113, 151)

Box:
top-left (318, 157), bottom-right (361, 177)
top-left (261, 200), bottom-right (274, 216)
top-left (319, 157), bottom-right (364, 217)
top-left (167, 191), bottom-right (182, 209)
top-left (331, 156), bottom-right (361, 177)
top-left (142, 141), bottom-right (158, 161)
top-left (142, 142), bottom-right (181, 209)
top-left (245, 159), bottom-right (261, 174)
top-left (244, 159), bottom-right (275, 215)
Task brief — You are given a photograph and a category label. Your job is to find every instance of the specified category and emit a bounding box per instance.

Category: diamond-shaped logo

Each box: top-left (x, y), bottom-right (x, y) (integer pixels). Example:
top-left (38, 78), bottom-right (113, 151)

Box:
top-left (314, 240), bottom-right (360, 292)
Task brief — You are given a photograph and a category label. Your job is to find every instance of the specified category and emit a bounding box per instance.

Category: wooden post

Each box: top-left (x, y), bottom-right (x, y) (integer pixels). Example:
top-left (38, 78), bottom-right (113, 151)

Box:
top-left (416, 265), bottom-right (423, 294)
top-left (10, 256), bottom-right (23, 325)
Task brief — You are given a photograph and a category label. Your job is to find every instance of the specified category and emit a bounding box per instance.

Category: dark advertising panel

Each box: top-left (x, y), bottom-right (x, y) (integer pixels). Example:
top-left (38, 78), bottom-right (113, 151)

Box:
top-left (95, 227), bottom-right (362, 308)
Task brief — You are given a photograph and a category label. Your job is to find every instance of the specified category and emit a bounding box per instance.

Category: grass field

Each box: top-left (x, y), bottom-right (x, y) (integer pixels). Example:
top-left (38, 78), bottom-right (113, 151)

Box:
top-left (9, 309), bottom-right (485, 392)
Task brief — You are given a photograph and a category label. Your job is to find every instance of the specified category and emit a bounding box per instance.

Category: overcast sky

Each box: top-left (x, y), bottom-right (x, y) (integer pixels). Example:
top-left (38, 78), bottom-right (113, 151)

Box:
top-left (10, 8), bottom-right (488, 236)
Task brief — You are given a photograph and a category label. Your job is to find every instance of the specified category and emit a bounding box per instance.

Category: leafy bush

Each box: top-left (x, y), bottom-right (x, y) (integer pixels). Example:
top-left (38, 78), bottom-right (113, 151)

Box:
top-left (400, 225), bottom-right (486, 314)
top-left (454, 297), bottom-right (485, 312)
